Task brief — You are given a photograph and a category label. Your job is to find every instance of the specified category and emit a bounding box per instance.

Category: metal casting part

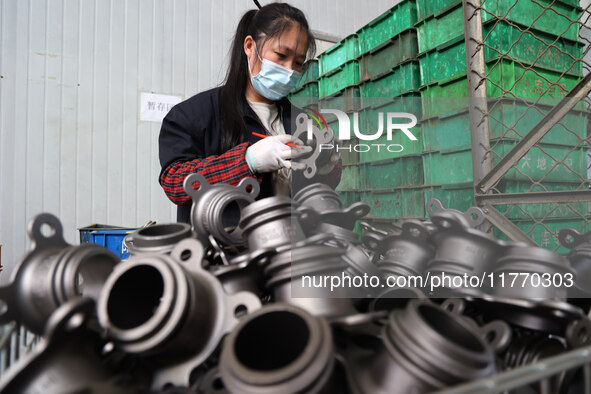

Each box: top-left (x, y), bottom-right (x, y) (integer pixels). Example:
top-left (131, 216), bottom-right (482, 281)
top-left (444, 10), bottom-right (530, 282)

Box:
top-left (0, 298), bottom-right (145, 393)
top-left (366, 220), bottom-right (435, 280)
top-left (426, 200), bottom-right (502, 291)
top-left (0, 213), bottom-right (119, 334)
top-left (219, 303), bottom-right (335, 394)
top-left (345, 300), bottom-right (498, 393)
top-left (183, 173), bottom-right (260, 246)
top-left (239, 196), bottom-right (306, 250)
top-left (559, 228), bottom-right (591, 296)
top-left (264, 240), bottom-right (356, 317)
top-left (292, 113), bottom-right (335, 179)
top-left (493, 243), bottom-right (573, 300)
top-left (293, 182), bottom-right (343, 212)
top-left (97, 238), bottom-right (261, 389)
top-left (124, 222), bottom-right (194, 255)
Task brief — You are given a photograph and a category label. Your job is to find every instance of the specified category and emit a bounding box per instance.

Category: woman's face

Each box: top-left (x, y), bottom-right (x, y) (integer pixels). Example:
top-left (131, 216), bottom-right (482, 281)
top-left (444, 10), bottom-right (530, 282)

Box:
top-left (245, 24), bottom-right (309, 76)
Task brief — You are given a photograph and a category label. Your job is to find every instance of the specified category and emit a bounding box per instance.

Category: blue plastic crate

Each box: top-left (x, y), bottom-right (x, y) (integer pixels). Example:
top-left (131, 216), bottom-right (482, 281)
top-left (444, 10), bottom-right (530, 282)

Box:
top-left (78, 224), bottom-right (138, 259)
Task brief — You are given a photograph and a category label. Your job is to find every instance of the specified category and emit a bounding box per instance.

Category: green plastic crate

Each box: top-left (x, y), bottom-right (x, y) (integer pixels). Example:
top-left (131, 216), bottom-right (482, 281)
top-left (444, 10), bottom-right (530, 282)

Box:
top-left (418, 21), bottom-right (584, 86)
top-left (360, 90), bottom-right (422, 116)
top-left (360, 156), bottom-right (425, 189)
top-left (359, 29), bottom-right (418, 82)
top-left (421, 99), bottom-right (589, 151)
top-left (326, 112), bottom-right (357, 141)
top-left (420, 59), bottom-right (582, 118)
top-left (423, 185), bottom-right (476, 215)
top-left (318, 34), bottom-right (360, 77)
top-left (347, 182), bottom-right (587, 227)
top-left (494, 180), bottom-right (589, 220)
top-left (422, 140), bottom-right (588, 185)
top-left (360, 60), bottom-right (421, 99)
top-left (417, 0), bottom-right (582, 20)
top-left (319, 86), bottom-right (361, 112)
top-left (357, 0), bottom-right (418, 55)
top-left (337, 190), bottom-right (364, 208)
top-left (358, 96), bottom-right (423, 158)
top-left (340, 137), bottom-right (360, 164)
top-left (289, 81), bottom-right (318, 98)
top-left (359, 184), bottom-right (476, 219)
top-left (319, 60), bottom-right (360, 97)
top-left (295, 59), bottom-right (319, 89)
top-left (494, 217), bottom-right (591, 253)
top-left (361, 187), bottom-right (425, 218)
top-left (415, 0), bottom-right (581, 53)
top-left (416, 0), bottom-right (458, 20)
top-left (288, 82), bottom-right (319, 109)
top-left (355, 132), bottom-right (424, 161)
top-left (459, 180), bottom-right (588, 221)
top-left (337, 164), bottom-right (360, 191)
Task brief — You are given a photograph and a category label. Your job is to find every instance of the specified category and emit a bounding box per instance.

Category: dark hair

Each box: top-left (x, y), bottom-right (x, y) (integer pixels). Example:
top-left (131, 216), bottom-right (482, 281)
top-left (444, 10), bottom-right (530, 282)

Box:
top-left (219, 3), bottom-right (316, 152)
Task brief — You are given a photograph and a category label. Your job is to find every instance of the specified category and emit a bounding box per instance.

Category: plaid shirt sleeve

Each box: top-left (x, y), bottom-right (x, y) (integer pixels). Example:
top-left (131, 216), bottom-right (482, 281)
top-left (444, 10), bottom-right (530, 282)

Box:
top-left (159, 142), bottom-right (262, 205)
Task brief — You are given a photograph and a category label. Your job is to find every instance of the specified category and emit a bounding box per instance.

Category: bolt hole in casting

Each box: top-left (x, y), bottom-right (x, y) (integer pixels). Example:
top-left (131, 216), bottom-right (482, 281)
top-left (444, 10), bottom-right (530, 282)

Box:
top-left (40, 222), bottom-right (56, 238)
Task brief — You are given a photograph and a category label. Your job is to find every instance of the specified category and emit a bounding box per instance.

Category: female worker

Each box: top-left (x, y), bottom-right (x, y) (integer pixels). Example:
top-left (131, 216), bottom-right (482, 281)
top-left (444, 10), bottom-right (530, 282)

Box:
top-left (158, 2), bottom-right (341, 224)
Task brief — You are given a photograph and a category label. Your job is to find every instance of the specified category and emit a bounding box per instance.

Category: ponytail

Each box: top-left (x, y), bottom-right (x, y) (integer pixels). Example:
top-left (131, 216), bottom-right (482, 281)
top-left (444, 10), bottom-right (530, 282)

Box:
top-left (219, 3), bottom-right (315, 152)
top-left (220, 9), bottom-right (257, 152)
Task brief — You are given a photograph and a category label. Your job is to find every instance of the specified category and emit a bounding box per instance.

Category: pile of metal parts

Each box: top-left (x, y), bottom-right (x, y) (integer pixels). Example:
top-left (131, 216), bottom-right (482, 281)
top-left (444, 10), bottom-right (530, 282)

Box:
top-left (1, 176), bottom-right (591, 393)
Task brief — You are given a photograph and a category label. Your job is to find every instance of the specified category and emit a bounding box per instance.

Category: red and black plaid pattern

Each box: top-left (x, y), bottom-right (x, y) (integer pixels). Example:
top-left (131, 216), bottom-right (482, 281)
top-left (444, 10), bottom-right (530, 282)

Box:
top-left (160, 142), bottom-right (261, 205)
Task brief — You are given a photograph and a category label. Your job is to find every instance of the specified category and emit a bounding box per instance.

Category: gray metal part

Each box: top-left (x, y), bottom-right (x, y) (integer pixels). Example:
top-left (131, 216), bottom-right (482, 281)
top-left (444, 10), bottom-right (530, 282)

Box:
top-left (0, 213), bottom-right (118, 335)
top-left (239, 196), bottom-right (307, 250)
top-left (344, 300), bottom-right (498, 394)
top-left (219, 303), bottom-right (336, 394)
top-left (124, 222), bottom-right (194, 255)
top-left (183, 173), bottom-right (260, 246)
top-left (97, 238), bottom-right (261, 390)
top-left (0, 298), bottom-right (142, 393)
top-left (292, 182), bottom-right (343, 212)
top-left (493, 244), bottom-right (573, 300)
top-left (428, 207), bottom-right (503, 278)
top-left (292, 113), bottom-right (335, 179)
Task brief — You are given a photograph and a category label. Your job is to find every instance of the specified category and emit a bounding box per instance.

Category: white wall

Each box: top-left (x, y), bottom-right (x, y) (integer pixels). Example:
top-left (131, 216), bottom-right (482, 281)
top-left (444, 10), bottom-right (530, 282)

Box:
top-left (0, 0), bottom-right (397, 283)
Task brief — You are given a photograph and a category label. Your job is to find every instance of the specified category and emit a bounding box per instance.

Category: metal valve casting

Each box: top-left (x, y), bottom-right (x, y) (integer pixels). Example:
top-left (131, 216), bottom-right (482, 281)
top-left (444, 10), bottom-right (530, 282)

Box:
top-left (292, 113), bottom-right (336, 179)
top-left (293, 182), bottom-right (343, 211)
top-left (345, 300), bottom-right (499, 393)
top-left (426, 199), bottom-right (502, 293)
top-left (239, 196), bottom-right (306, 250)
top-left (124, 222), bottom-right (194, 255)
top-left (0, 213), bottom-right (119, 334)
top-left (0, 298), bottom-right (147, 393)
top-left (97, 238), bottom-right (261, 389)
top-left (219, 303), bottom-right (336, 394)
top-left (183, 173), bottom-right (260, 247)
top-left (364, 219), bottom-right (435, 281)
top-left (264, 238), bottom-right (357, 317)
top-left (559, 227), bottom-right (591, 297)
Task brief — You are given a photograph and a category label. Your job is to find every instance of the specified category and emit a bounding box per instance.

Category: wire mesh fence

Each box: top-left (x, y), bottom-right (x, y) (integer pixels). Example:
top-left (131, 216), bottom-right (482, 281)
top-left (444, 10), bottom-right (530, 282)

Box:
top-left (465, 0), bottom-right (591, 251)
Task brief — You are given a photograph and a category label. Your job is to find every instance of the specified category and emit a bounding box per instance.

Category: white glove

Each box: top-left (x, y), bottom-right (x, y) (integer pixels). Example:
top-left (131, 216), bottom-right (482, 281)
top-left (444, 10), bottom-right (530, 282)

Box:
top-left (245, 134), bottom-right (311, 173)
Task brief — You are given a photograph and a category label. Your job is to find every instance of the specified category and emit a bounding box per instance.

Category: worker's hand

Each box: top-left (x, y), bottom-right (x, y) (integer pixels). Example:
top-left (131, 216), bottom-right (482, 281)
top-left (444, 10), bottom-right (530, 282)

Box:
top-left (290, 137), bottom-right (313, 160)
top-left (245, 134), bottom-right (311, 173)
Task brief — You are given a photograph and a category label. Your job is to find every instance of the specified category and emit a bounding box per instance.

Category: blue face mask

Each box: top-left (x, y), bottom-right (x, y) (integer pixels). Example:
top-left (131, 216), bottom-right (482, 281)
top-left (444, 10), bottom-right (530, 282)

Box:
top-left (249, 43), bottom-right (302, 101)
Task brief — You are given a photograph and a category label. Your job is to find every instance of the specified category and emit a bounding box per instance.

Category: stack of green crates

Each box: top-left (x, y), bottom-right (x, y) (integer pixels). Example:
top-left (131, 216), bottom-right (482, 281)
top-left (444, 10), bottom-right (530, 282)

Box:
top-left (288, 59), bottom-right (319, 108)
top-left (414, 0), bottom-right (588, 244)
top-left (290, 0), bottom-right (588, 249)
top-left (333, 0), bottom-right (423, 207)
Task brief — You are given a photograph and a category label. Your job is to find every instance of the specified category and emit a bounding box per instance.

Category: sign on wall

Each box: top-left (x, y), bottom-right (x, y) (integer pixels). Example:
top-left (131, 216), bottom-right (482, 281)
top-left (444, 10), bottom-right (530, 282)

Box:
top-left (140, 92), bottom-right (183, 122)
